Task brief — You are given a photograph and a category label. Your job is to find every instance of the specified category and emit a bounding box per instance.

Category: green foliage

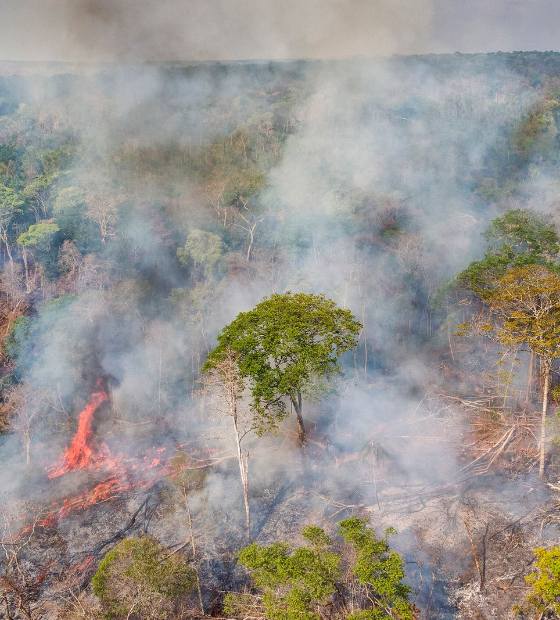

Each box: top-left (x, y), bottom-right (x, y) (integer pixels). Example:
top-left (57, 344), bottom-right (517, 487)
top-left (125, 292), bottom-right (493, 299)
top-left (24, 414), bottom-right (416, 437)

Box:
top-left (457, 209), bottom-right (560, 297)
top-left (17, 222), bottom-right (60, 248)
top-left (485, 209), bottom-right (559, 259)
top-left (514, 546), bottom-right (560, 617)
top-left (514, 99), bottom-right (560, 161)
top-left (226, 519), bottom-right (413, 620)
top-left (222, 169), bottom-right (266, 206)
top-left (4, 296), bottom-right (77, 378)
top-left (3, 316), bottom-right (31, 362)
top-left (338, 517), bottom-right (413, 620)
top-left (53, 186), bottom-right (86, 214)
top-left (17, 221), bottom-right (62, 277)
top-left (177, 229), bottom-right (225, 279)
top-left (226, 526), bottom-right (340, 620)
top-left (0, 183), bottom-right (25, 213)
top-left (203, 292), bottom-right (362, 435)
top-left (23, 172), bottom-right (58, 205)
top-left (91, 536), bottom-right (196, 620)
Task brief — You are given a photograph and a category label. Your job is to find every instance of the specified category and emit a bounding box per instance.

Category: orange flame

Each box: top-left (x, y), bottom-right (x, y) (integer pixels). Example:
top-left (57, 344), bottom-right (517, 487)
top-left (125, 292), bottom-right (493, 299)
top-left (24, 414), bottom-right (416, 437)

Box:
top-left (49, 378), bottom-right (109, 479)
top-left (25, 379), bottom-right (221, 534)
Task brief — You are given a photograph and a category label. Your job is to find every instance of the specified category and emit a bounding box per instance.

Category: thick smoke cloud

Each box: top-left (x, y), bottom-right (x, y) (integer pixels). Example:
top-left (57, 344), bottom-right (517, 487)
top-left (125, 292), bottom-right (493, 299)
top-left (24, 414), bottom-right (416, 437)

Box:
top-left (1, 0), bottom-right (560, 63)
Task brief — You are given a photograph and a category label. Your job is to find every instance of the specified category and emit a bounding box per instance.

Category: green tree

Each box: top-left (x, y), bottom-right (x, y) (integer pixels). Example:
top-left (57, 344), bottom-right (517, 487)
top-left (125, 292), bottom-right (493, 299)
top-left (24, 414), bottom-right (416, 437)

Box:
top-left (53, 186), bottom-right (87, 214)
top-left (224, 518), bottom-right (414, 620)
top-left (457, 209), bottom-right (559, 298)
top-left (203, 292), bottom-right (362, 449)
top-left (338, 517), bottom-right (413, 620)
top-left (514, 546), bottom-right (560, 618)
top-left (17, 221), bottom-right (61, 285)
top-left (23, 172), bottom-right (59, 221)
top-left (91, 536), bottom-right (196, 620)
top-left (177, 229), bottom-right (225, 280)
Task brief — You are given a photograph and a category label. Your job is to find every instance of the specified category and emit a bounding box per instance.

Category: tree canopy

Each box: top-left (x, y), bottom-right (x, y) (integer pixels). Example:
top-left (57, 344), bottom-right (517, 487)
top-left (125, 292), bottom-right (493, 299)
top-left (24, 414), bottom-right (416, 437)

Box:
top-left (203, 292), bottom-right (362, 447)
top-left (457, 209), bottom-right (560, 297)
top-left (514, 546), bottom-right (560, 618)
top-left (91, 536), bottom-right (196, 620)
top-left (225, 517), bottom-right (414, 620)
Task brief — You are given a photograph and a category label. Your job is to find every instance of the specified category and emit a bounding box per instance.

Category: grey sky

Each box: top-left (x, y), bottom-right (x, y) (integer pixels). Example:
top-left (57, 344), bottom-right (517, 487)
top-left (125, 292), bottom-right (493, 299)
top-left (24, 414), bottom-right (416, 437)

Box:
top-left (0, 0), bottom-right (559, 62)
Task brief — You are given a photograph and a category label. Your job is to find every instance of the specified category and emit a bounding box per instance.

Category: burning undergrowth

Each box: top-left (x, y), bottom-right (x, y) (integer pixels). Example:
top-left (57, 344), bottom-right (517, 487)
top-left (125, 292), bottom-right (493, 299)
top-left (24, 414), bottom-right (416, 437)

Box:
top-left (12, 377), bottom-right (220, 544)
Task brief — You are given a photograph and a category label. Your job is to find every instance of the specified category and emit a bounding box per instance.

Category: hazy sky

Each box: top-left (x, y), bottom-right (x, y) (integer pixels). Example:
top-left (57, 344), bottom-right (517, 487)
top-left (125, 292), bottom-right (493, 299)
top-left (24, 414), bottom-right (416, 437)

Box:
top-left (0, 0), bottom-right (559, 62)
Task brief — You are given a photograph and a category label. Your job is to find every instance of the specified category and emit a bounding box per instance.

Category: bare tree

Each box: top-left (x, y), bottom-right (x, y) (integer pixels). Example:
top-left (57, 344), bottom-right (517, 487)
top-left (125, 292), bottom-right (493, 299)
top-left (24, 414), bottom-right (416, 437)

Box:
top-left (6, 385), bottom-right (59, 466)
top-left (0, 509), bottom-right (50, 620)
top-left (168, 453), bottom-right (207, 615)
top-left (199, 348), bottom-right (252, 541)
top-left (85, 192), bottom-right (119, 244)
top-left (232, 197), bottom-right (268, 262)
top-left (0, 265), bottom-right (27, 312)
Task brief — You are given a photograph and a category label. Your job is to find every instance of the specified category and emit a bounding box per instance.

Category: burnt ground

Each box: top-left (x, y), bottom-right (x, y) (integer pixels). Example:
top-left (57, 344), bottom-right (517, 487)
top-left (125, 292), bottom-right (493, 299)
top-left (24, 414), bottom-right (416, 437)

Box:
top-left (3, 384), bottom-right (560, 620)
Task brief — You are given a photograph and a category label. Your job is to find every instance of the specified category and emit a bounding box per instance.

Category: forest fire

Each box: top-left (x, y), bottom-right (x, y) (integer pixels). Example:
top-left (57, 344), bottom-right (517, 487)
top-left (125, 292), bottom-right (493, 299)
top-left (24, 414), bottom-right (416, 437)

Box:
top-left (28, 380), bottom-right (219, 533)
top-left (31, 378), bottom-right (175, 528)
top-left (48, 378), bottom-right (110, 479)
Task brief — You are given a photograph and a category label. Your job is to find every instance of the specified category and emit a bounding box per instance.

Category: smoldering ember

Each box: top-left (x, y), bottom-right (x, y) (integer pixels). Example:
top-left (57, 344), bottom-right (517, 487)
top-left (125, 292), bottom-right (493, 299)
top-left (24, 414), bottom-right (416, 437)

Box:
top-left (4, 10), bottom-right (560, 620)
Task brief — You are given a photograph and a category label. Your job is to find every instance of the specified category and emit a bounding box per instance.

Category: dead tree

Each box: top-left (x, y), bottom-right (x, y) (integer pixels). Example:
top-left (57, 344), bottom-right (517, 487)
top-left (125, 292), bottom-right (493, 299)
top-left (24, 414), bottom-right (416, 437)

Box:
top-left (198, 348), bottom-right (252, 541)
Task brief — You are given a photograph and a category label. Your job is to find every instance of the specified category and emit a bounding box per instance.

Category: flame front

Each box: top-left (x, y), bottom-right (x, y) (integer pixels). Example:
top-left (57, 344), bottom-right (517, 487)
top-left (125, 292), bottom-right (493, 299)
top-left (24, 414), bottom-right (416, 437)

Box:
top-left (48, 378), bottom-right (109, 479)
top-left (25, 379), bottom-right (216, 536)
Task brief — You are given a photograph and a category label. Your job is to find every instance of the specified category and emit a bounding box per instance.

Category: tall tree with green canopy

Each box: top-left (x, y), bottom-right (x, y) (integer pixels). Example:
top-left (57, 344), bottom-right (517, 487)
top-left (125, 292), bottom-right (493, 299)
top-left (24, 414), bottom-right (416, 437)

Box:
top-left (23, 172), bottom-right (59, 221)
top-left (457, 209), bottom-right (560, 298)
top-left (224, 517), bottom-right (414, 620)
top-left (17, 221), bottom-right (61, 286)
top-left (203, 292), bottom-right (362, 449)
top-left (177, 229), bottom-right (225, 280)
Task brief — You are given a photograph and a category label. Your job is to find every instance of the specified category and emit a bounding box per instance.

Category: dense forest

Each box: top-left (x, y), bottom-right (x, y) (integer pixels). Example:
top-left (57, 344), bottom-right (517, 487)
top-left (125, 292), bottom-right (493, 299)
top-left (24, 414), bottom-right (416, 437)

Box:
top-left (2, 51), bottom-right (560, 619)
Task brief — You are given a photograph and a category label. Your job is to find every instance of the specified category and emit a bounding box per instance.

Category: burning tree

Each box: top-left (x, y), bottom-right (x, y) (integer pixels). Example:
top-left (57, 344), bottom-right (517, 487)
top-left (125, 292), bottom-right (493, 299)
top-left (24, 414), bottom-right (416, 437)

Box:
top-left (203, 292), bottom-right (361, 450)
top-left (48, 378), bottom-right (109, 478)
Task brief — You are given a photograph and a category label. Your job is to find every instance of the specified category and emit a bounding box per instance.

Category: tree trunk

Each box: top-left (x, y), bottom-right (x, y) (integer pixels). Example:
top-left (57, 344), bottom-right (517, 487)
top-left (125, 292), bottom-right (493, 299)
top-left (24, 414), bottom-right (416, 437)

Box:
top-left (246, 225), bottom-right (255, 262)
top-left (22, 248), bottom-right (29, 292)
top-left (5, 244), bottom-right (13, 276)
top-left (539, 360), bottom-right (551, 479)
top-left (25, 433), bottom-right (30, 466)
top-left (3, 595), bottom-right (14, 620)
top-left (526, 349), bottom-right (534, 404)
top-left (232, 415), bottom-right (250, 541)
top-left (184, 497), bottom-right (204, 615)
top-left (291, 391), bottom-right (307, 450)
